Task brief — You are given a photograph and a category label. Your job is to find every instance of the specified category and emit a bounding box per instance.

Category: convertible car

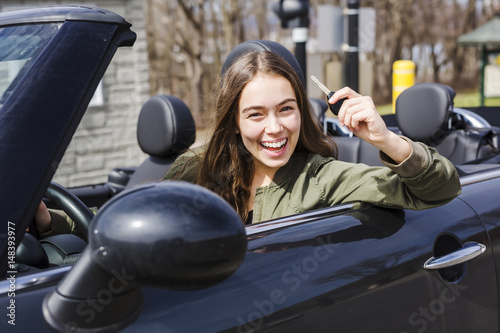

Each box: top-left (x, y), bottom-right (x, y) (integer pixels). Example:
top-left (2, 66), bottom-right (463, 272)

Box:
top-left (1, 5), bottom-right (500, 333)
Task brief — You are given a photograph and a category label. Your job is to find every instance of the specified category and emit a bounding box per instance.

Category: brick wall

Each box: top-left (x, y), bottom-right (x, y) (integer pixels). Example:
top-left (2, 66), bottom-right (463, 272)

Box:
top-left (1, 0), bottom-right (150, 187)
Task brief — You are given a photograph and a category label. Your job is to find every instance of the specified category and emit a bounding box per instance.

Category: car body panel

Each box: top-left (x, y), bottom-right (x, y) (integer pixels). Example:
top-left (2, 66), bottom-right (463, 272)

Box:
top-left (457, 172), bottom-right (500, 329)
top-left (116, 200), bottom-right (496, 332)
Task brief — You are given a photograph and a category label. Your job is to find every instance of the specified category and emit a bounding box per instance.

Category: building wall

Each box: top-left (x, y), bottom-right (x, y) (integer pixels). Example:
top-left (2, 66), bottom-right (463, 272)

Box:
top-left (1, 0), bottom-right (150, 187)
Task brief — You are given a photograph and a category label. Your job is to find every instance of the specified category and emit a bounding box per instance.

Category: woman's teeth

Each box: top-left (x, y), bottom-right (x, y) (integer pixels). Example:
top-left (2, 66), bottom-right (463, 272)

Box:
top-left (261, 139), bottom-right (287, 150)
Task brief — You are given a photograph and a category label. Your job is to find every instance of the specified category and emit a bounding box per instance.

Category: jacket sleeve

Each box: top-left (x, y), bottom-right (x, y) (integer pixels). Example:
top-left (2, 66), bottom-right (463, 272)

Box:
top-left (318, 137), bottom-right (462, 210)
top-left (163, 148), bottom-right (202, 183)
top-left (39, 209), bottom-right (86, 239)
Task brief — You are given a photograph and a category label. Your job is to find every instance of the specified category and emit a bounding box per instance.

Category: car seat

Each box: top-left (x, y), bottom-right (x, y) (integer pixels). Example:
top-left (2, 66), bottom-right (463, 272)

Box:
top-left (396, 83), bottom-right (497, 164)
top-left (335, 83), bottom-right (498, 166)
top-left (125, 95), bottom-right (196, 189)
top-left (335, 136), bottom-right (384, 166)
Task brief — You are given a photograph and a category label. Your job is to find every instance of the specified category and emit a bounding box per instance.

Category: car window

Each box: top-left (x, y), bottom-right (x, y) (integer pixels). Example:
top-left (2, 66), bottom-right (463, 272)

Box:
top-left (0, 23), bottom-right (60, 108)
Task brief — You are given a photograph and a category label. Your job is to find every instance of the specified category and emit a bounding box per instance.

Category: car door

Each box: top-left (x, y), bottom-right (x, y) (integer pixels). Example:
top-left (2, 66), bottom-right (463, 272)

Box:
top-left (126, 198), bottom-right (497, 332)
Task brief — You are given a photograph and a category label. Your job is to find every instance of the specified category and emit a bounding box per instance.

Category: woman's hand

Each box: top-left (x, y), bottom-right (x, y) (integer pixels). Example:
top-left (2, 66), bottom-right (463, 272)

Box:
top-left (35, 201), bottom-right (52, 233)
top-left (329, 87), bottom-right (411, 164)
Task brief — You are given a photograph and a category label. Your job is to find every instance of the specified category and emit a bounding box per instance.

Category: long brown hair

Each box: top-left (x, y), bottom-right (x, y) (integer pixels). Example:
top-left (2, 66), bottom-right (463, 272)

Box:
top-left (197, 51), bottom-right (336, 221)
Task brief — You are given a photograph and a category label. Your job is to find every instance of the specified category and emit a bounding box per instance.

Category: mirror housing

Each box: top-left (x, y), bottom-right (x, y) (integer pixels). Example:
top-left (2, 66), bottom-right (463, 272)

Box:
top-left (43, 181), bottom-right (247, 332)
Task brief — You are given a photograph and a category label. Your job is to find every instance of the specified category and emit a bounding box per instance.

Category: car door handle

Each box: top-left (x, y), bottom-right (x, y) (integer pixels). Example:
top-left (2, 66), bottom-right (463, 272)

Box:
top-left (423, 242), bottom-right (486, 270)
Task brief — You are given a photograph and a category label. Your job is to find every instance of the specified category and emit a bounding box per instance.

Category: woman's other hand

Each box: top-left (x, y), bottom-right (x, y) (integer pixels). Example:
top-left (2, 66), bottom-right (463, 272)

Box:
top-left (35, 201), bottom-right (52, 233)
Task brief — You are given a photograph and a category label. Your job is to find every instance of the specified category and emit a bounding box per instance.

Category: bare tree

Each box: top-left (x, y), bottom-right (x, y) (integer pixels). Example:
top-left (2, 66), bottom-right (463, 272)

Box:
top-left (145, 1), bottom-right (280, 124)
top-left (449, 0), bottom-right (479, 85)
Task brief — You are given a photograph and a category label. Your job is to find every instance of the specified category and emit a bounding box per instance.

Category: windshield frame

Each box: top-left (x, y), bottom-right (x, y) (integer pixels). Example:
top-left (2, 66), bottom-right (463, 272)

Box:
top-left (0, 7), bottom-right (136, 276)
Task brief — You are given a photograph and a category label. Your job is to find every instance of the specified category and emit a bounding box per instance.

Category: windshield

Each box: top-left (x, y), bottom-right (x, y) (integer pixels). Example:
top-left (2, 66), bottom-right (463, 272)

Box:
top-left (0, 23), bottom-right (60, 108)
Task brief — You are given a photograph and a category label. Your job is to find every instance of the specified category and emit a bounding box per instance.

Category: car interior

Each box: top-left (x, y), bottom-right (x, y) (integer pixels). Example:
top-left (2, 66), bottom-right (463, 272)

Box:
top-left (123, 94), bottom-right (196, 189)
top-left (336, 83), bottom-right (500, 167)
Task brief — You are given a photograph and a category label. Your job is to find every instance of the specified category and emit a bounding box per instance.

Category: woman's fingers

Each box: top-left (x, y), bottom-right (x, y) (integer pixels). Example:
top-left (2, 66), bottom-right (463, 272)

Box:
top-left (328, 86), bottom-right (361, 104)
top-left (327, 87), bottom-right (385, 139)
top-left (35, 201), bottom-right (52, 233)
top-left (337, 97), bottom-right (388, 142)
top-left (338, 96), bottom-right (373, 129)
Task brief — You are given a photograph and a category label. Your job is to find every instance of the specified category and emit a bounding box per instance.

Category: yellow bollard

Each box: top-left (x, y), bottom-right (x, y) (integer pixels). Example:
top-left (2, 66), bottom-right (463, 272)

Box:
top-left (392, 60), bottom-right (415, 113)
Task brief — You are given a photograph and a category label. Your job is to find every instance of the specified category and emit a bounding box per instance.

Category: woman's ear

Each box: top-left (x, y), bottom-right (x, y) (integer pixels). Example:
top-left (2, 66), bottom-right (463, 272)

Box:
top-left (235, 128), bottom-right (240, 134)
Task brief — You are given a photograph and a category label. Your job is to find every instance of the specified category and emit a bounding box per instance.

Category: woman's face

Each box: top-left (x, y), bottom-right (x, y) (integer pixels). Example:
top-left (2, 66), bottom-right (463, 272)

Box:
top-left (236, 73), bottom-right (301, 178)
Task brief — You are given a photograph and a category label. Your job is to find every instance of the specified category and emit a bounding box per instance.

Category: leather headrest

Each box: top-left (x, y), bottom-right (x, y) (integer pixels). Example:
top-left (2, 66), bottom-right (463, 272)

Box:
top-left (396, 83), bottom-right (455, 144)
top-left (137, 95), bottom-right (196, 157)
top-left (308, 98), bottom-right (327, 124)
top-left (221, 39), bottom-right (305, 87)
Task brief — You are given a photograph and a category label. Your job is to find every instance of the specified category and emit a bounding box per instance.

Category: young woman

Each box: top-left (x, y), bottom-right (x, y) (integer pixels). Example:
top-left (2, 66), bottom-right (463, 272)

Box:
top-left (164, 50), bottom-right (461, 225)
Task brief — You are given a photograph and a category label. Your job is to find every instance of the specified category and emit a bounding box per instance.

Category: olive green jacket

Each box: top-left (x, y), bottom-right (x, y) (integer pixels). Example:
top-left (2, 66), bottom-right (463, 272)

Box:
top-left (40, 209), bottom-right (85, 239)
top-left (164, 137), bottom-right (461, 224)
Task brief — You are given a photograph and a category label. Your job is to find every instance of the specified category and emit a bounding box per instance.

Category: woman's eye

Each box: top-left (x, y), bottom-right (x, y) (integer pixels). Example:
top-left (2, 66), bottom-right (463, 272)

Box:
top-left (281, 106), bottom-right (293, 112)
top-left (248, 113), bottom-right (261, 118)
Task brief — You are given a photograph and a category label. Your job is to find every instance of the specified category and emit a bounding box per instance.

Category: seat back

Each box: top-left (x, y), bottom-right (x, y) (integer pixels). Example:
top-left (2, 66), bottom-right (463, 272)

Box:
top-left (308, 97), bottom-right (327, 127)
top-left (126, 95), bottom-right (196, 189)
top-left (335, 136), bottom-right (384, 166)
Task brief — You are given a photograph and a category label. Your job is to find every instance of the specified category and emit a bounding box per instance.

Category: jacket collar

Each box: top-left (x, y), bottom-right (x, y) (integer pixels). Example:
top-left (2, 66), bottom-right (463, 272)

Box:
top-left (272, 153), bottom-right (305, 186)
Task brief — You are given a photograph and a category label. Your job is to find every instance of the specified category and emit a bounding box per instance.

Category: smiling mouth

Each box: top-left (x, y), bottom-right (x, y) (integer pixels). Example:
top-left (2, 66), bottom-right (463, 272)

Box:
top-left (261, 138), bottom-right (288, 152)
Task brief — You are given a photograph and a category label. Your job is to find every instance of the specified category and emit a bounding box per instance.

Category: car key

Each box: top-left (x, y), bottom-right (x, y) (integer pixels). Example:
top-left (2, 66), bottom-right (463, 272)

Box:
top-left (310, 75), bottom-right (347, 116)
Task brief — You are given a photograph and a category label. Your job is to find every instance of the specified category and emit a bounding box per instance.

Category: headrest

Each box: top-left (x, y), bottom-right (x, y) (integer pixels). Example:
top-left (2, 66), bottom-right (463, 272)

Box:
top-left (308, 98), bottom-right (327, 124)
top-left (395, 83), bottom-right (455, 144)
top-left (221, 39), bottom-right (305, 87)
top-left (137, 95), bottom-right (196, 157)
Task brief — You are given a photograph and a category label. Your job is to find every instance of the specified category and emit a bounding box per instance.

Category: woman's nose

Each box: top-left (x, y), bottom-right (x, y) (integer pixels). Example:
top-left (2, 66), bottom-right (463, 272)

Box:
top-left (265, 115), bottom-right (283, 134)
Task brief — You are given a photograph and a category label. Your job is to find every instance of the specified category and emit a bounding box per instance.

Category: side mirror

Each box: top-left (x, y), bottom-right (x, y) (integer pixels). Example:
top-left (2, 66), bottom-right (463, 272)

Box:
top-left (43, 181), bottom-right (247, 332)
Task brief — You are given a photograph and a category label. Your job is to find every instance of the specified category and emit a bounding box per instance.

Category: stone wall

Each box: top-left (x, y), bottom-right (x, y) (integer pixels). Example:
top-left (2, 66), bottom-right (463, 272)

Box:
top-left (1, 0), bottom-right (150, 187)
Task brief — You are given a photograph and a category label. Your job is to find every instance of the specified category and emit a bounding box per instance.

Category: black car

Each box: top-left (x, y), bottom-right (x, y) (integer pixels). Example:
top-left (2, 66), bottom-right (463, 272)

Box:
top-left (2, 5), bottom-right (500, 333)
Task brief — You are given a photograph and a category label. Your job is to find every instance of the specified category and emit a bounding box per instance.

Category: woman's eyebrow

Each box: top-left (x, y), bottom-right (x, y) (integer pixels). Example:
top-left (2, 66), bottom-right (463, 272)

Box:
top-left (241, 105), bottom-right (266, 114)
top-left (277, 98), bottom-right (297, 106)
top-left (240, 98), bottom-right (297, 114)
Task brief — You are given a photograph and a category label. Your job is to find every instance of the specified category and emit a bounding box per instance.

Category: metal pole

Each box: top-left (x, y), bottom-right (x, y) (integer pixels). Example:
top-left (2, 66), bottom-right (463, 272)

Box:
top-left (480, 46), bottom-right (486, 106)
top-left (345, 0), bottom-right (359, 92)
top-left (293, 26), bottom-right (308, 89)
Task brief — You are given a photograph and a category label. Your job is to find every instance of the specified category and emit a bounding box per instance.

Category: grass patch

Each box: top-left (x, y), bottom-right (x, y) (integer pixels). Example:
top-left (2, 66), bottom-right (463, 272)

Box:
top-left (377, 104), bottom-right (394, 115)
top-left (454, 91), bottom-right (500, 108)
top-left (374, 90), bottom-right (500, 116)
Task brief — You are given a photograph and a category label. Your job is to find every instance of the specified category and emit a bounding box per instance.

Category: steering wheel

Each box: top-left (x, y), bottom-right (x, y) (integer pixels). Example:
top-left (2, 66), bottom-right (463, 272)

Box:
top-left (17, 182), bottom-right (93, 268)
top-left (45, 181), bottom-right (94, 242)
